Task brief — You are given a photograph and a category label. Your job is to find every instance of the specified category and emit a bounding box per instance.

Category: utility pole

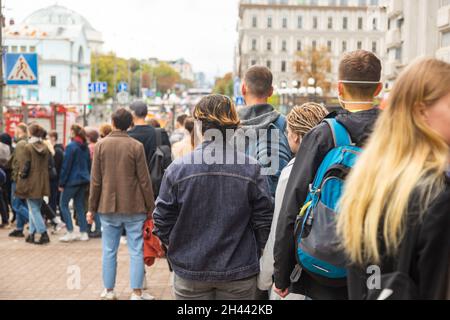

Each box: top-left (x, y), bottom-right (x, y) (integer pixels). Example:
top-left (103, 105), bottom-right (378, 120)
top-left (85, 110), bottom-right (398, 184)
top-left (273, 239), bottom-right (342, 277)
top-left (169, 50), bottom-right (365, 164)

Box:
top-left (0, 0), bottom-right (4, 131)
top-left (113, 54), bottom-right (117, 110)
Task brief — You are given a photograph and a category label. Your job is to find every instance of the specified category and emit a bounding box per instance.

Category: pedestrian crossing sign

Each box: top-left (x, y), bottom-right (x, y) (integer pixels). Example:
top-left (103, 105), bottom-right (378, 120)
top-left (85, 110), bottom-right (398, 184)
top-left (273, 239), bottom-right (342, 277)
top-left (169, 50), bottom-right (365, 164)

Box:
top-left (6, 53), bottom-right (39, 85)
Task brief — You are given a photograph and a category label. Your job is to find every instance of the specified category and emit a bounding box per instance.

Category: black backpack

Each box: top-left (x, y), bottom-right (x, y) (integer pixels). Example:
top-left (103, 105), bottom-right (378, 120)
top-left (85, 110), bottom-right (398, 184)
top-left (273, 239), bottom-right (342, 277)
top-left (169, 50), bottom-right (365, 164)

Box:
top-left (149, 129), bottom-right (172, 198)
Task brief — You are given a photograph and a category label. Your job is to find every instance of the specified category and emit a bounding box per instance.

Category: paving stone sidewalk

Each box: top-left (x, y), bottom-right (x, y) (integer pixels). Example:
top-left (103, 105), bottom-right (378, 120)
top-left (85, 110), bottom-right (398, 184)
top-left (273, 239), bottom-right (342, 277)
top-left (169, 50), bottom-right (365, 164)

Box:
top-left (0, 226), bottom-right (173, 300)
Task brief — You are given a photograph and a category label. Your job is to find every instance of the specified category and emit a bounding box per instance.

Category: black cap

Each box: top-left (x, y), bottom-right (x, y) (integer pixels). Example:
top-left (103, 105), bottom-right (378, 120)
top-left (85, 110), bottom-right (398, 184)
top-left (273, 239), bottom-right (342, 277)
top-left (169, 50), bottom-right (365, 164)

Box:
top-left (129, 101), bottom-right (148, 118)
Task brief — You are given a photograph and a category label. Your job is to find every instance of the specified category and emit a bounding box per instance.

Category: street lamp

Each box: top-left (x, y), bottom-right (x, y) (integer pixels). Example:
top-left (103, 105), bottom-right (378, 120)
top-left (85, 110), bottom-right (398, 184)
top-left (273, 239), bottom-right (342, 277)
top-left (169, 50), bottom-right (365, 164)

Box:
top-left (280, 81), bottom-right (287, 107)
top-left (308, 78), bottom-right (318, 102)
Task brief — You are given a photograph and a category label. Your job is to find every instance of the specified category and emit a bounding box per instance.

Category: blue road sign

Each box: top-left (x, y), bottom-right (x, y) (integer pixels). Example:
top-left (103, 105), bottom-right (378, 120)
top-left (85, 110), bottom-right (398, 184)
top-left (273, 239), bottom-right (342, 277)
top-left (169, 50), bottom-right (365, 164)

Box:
top-left (235, 96), bottom-right (245, 106)
top-left (6, 53), bottom-right (39, 85)
top-left (88, 82), bottom-right (108, 94)
top-left (118, 82), bottom-right (128, 92)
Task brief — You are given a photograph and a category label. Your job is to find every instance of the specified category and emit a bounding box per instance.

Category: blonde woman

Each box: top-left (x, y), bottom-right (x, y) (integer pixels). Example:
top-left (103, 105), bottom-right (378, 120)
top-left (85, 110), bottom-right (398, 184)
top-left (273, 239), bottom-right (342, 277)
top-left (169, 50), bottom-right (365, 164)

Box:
top-left (338, 58), bottom-right (450, 300)
top-left (258, 103), bottom-right (329, 300)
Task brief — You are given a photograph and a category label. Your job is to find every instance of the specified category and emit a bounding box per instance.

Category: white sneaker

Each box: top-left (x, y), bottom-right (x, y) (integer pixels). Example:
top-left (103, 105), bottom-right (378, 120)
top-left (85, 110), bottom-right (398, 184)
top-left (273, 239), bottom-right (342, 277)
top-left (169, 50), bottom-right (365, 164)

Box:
top-left (130, 292), bottom-right (155, 300)
top-left (120, 236), bottom-right (127, 245)
top-left (100, 289), bottom-right (117, 300)
top-left (53, 222), bottom-right (66, 233)
top-left (59, 232), bottom-right (76, 243)
top-left (79, 232), bottom-right (89, 241)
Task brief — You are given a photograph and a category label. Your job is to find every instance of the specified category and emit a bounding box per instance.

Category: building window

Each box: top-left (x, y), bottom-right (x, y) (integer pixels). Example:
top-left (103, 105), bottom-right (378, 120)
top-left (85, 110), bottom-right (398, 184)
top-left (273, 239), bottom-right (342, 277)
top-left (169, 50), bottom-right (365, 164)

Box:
top-left (282, 40), bottom-right (287, 52)
top-left (327, 40), bottom-right (332, 52)
top-left (297, 40), bottom-right (302, 52)
top-left (313, 16), bottom-right (318, 29)
top-left (312, 40), bottom-right (317, 51)
top-left (50, 76), bottom-right (57, 88)
top-left (298, 16), bottom-right (303, 29)
top-left (442, 30), bottom-right (450, 47)
top-left (29, 46), bottom-right (36, 53)
top-left (281, 61), bottom-right (287, 73)
top-left (251, 60), bottom-right (257, 66)
top-left (282, 17), bottom-right (288, 29)
top-left (372, 18), bottom-right (378, 30)
top-left (357, 41), bottom-right (363, 50)
top-left (267, 60), bottom-right (272, 69)
top-left (342, 41), bottom-right (347, 52)
top-left (372, 41), bottom-right (377, 53)
top-left (20, 46), bottom-right (27, 53)
top-left (252, 16), bottom-right (258, 28)
top-left (328, 17), bottom-right (333, 29)
top-left (267, 40), bottom-right (272, 51)
top-left (268, 16), bottom-right (273, 28)
top-left (11, 46), bottom-right (18, 53)
top-left (252, 39), bottom-right (257, 51)
top-left (358, 17), bottom-right (363, 30)
top-left (343, 17), bottom-right (348, 30)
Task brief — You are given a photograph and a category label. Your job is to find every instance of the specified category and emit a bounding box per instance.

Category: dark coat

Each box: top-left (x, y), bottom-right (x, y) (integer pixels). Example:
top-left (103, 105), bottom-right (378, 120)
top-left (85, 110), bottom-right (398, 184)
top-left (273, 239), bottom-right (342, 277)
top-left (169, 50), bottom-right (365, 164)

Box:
top-left (15, 141), bottom-right (51, 199)
top-left (59, 140), bottom-right (90, 188)
top-left (153, 140), bottom-right (274, 282)
top-left (274, 108), bottom-right (380, 300)
top-left (347, 175), bottom-right (450, 300)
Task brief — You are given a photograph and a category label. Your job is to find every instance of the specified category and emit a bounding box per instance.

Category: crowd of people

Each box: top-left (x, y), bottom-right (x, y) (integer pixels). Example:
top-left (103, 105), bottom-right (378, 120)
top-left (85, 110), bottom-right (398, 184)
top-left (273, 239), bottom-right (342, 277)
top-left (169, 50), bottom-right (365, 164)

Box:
top-left (0, 50), bottom-right (448, 300)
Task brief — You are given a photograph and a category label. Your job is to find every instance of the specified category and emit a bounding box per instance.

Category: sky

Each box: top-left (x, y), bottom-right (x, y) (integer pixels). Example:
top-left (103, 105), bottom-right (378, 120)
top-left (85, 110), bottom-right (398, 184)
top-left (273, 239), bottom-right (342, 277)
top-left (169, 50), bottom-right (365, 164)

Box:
top-left (4, 0), bottom-right (240, 80)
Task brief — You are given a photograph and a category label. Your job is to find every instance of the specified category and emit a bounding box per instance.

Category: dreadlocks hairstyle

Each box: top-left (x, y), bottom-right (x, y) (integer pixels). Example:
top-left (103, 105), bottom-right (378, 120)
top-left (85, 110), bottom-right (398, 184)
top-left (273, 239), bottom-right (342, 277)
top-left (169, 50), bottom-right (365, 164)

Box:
top-left (287, 103), bottom-right (329, 138)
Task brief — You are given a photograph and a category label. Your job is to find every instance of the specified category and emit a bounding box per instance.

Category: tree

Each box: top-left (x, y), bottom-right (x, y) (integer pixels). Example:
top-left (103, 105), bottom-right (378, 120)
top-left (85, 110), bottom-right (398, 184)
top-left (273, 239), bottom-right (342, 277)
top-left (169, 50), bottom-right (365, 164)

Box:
top-left (213, 73), bottom-right (234, 97)
top-left (91, 52), bottom-right (129, 101)
top-left (152, 62), bottom-right (180, 93)
top-left (294, 46), bottom-right (332, 95)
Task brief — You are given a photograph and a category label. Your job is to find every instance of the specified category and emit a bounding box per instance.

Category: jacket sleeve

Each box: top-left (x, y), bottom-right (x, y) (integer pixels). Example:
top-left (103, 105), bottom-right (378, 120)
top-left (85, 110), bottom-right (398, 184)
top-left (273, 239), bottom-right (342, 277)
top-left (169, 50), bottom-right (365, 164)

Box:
top-left (135, 143), bottom-right (155, 213)
top-left (415, 188), bottom-right (450, 299)
top-left (59, 144), bottom-right (74, 187)
top-left (88, 143), bottom-right (102, 213)
top-left (250, 165), bottom-right (275, 253)
top-left (153, 167), bottom-right (178, 246)
top-left (273, 123), bottom-right (334, 290)
top-left (258, 165), bottom-right (292, 291)
top-left (257, 125), bottom-right (292, 196)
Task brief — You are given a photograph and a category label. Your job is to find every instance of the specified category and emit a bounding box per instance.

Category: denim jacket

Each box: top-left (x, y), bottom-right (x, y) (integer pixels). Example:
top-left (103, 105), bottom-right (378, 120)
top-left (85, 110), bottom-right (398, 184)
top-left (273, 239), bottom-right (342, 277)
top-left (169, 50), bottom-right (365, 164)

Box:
top-left (153, 140), bottom-right (274, 282)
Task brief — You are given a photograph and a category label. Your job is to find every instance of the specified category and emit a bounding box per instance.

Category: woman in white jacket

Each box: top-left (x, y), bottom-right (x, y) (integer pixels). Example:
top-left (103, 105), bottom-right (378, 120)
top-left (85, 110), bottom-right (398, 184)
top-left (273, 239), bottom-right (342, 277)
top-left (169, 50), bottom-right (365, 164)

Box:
top-left (258, 102), bottom-right (329, 300)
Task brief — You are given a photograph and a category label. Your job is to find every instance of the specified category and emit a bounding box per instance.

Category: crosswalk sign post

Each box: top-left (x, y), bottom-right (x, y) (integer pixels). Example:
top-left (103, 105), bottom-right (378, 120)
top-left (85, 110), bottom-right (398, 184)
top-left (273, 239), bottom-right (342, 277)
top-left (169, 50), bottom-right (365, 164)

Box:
top-left (6, 53), bottom-right (39, 85)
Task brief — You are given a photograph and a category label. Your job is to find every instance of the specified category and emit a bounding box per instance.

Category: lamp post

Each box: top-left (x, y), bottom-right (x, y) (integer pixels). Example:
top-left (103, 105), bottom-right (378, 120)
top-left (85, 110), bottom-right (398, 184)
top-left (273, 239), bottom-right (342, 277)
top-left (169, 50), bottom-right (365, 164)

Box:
top-left (280, 81), bottom-right (287, 107)
top-left (308, 77), bottom-right (317, 102)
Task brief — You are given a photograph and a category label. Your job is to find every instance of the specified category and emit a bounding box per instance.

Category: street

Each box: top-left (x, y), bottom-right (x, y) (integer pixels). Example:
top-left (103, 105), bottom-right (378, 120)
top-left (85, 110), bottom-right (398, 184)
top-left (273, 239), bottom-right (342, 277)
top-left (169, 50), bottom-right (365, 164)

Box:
top-left (0, 227), bottom-right (173, 300)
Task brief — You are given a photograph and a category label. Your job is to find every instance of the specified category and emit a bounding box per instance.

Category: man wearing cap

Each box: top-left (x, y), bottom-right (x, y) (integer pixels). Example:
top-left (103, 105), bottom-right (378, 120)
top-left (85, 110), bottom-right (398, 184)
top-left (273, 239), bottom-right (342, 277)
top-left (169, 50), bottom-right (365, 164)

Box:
top-left (274, 50), bottom-right (383, 300)
top-left (128, 101), bottom-right (157, 165)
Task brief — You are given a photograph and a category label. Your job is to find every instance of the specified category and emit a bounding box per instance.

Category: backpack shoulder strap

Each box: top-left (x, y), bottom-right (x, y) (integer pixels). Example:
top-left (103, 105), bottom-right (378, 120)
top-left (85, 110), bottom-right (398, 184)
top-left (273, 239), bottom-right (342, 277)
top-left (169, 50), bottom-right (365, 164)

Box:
top-left (323, 119), bottom-right (352, 147)
top-left (155, 128), bottom-right (162, 147)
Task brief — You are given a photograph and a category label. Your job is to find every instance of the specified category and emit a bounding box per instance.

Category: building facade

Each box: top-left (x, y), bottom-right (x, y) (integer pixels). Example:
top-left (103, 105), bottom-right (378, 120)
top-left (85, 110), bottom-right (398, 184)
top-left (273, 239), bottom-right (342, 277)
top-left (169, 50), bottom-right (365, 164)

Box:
top-left (437, 0), bottom-right (450, 63)
top-left (3, 5), bottom-right (103, 106)
top-left (235, 0), bottom-right (386, 94)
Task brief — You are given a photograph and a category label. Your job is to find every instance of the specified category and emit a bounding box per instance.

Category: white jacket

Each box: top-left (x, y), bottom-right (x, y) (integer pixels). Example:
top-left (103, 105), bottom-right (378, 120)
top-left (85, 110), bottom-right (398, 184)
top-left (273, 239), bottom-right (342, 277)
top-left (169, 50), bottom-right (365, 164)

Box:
top-left (258, 159), bottom-right (304, 300)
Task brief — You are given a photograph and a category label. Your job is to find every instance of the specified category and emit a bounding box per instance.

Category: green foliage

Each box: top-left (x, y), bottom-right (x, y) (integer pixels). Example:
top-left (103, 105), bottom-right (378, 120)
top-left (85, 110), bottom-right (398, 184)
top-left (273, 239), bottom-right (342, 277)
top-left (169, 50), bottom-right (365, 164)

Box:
top-left (213, 73), bottom-right (234, 97)
top-left (91, 53), bottom-right (183, 101)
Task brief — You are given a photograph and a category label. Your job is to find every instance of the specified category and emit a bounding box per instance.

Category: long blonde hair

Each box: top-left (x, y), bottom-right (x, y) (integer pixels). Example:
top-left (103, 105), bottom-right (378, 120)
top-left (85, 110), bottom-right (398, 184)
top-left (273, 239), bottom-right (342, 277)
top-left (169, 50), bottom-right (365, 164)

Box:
top-left (337, 58), bottom-right (450, 265)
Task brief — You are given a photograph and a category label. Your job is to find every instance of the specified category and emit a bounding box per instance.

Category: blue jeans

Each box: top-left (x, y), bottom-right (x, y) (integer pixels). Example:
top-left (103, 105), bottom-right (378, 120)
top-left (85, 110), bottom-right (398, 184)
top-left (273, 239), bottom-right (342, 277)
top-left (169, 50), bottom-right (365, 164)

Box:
top-left (11, 182), bottom-right (29, 231)
top-left (27, 199), bottom-right (46, 234)
top-left (60, 185), bottom-right (88, 233)
top-left (99, 213), bottom-right (146, 290)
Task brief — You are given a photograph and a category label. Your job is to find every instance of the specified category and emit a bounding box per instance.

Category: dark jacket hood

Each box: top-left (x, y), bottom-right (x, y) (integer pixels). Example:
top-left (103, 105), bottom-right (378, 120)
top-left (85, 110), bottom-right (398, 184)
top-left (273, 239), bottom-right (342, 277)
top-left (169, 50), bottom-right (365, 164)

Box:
top-left (238, 104), bottom-right (280, 131)
top-left (331, 108), bottom-right (381, 146)
top-left (0, 133), bottom-right (12, 147)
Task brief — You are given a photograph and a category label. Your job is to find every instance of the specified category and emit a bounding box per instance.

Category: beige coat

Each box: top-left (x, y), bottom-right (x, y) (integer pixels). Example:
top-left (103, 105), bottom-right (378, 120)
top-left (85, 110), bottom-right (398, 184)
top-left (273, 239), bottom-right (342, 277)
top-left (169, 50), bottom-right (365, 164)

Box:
top-left (88, 131), bottom-right (155, 214)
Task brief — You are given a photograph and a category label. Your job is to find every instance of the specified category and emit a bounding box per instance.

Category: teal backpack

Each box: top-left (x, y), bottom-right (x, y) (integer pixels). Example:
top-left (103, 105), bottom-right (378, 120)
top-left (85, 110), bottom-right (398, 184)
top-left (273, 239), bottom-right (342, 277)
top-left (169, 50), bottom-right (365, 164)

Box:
top-left (294, 119), bottom-right (362, 286)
